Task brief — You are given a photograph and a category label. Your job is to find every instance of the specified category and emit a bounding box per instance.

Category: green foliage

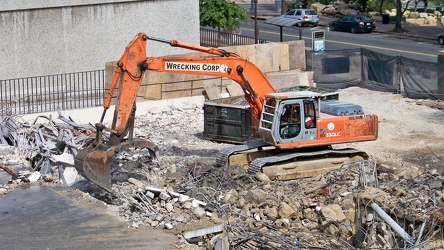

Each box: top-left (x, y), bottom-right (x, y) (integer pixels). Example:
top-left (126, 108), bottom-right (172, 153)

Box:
top-left (199, 0), bottom-right (249, 30)
top-left (389, 15), bottom-right (397, 22)
top-left (366, 0), bottom-right (395, 12)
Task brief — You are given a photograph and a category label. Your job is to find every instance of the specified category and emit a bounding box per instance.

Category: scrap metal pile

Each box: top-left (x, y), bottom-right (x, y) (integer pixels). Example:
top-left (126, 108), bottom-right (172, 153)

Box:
top-left (0, 112), bottom-right (95, 186)
top-left (0, 107), bottom-right (443, 249)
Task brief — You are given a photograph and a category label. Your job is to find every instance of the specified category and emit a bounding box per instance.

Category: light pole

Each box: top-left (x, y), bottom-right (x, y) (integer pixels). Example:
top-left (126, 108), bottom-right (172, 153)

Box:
top-left (281, 0), bottom-right (285, 14)
top-left (254, 0), bottom-right (258, 44)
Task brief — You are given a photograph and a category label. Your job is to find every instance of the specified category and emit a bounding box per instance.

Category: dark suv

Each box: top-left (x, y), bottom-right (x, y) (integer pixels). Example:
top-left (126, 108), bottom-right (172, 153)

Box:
top-left (329, 15), bottom-right (376, 33)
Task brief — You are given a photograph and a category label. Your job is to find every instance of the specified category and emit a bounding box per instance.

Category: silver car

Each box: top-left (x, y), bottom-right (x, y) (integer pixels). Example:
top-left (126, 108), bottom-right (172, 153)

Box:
top-left (283, 9), bottom-right (320, 27)
top-left (438, 33), bottom-right (444, 45)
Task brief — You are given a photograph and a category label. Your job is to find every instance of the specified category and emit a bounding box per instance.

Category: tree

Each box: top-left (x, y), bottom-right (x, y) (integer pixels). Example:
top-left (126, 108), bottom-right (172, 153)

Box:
top-left (394, 0), bottom-right (413, 32)
top-left (199, 0), bottom-right (249, 31)
top-left (361, 0), bottom-right (367, 13)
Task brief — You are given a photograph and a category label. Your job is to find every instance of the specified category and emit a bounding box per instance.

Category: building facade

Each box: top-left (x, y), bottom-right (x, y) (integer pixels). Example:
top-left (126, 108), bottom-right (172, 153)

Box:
top-left (0, 0), bottom-right (200, 79)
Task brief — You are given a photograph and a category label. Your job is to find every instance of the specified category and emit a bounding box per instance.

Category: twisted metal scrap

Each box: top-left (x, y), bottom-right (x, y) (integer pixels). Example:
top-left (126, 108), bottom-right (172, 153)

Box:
top-left (0, 113), bottom-right (95, 175)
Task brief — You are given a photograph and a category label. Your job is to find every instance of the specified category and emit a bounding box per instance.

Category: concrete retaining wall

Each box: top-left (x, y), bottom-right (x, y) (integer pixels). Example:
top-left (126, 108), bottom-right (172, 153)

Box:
top-left (0, 0), bottom-right (199, 79)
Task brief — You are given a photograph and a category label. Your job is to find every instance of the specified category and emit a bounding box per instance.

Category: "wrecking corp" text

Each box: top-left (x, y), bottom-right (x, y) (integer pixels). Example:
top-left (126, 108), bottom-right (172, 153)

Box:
top-left (165, 62), bottom-right (221, 72)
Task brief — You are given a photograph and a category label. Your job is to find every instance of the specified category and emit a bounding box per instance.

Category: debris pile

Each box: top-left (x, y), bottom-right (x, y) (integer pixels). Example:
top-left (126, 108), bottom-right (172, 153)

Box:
top-left (0, 113), bottom-right (95, 189)
top-left (0, 105), bottom-right (443, 249)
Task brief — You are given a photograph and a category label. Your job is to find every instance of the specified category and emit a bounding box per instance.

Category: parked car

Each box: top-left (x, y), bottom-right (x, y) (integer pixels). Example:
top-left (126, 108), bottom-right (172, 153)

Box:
top-left (282, 9), bottom-right (319, 27)
top-left (329, 15), bottom-right (376, 33)
top-left (438, 33), bottom-right (444, 45)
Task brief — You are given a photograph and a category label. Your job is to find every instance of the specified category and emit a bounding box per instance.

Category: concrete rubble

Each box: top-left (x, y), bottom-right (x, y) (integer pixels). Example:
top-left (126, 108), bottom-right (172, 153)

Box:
top-left (0, 105), bottom-right (443, 249)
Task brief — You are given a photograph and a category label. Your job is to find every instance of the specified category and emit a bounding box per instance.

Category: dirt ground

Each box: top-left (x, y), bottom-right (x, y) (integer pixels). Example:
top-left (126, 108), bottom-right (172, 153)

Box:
top-left (1, 86), bottom-right (444, 249)
top-left (338, 87), bottom-right (444, 173)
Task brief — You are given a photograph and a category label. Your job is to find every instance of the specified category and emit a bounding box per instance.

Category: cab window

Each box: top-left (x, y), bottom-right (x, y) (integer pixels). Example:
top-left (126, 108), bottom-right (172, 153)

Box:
top-left (280, 104), bottom-right (301, 139)
top-left (303, 101), bottom-right (316, 129)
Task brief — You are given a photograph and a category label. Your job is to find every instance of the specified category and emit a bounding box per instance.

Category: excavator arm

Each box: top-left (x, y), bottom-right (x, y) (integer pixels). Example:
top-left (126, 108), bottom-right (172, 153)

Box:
top-left (74, 33), bottom-right (155, 192)
top-left (103, 33), bottom-right (148, 144)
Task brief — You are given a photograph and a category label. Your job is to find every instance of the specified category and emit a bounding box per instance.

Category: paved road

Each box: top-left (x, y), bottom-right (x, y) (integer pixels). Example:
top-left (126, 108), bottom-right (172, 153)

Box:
top-left (242, 3), bottom-right (444, 41)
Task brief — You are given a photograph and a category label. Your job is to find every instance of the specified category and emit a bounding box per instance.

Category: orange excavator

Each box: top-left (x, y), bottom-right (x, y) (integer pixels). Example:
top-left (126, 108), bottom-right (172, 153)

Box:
top-left (74, 33), bottom-right (378, 192)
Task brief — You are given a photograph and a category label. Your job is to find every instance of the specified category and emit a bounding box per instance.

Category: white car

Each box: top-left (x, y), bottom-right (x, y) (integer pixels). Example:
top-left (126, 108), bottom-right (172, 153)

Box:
top-left (438, 33), bottom-right (444, 45)
top-left (282, 9), bottom-right (320, 27)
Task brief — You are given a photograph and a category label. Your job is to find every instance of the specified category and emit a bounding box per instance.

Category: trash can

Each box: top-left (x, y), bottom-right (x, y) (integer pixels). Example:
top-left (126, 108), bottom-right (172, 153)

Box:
top-left (382, 14), bottom-right (389, 24)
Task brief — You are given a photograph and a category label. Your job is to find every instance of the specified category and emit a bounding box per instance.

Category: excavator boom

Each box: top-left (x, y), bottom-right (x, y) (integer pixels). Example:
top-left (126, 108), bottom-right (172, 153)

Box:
top-left (144, 36), bottom-right (276, 123)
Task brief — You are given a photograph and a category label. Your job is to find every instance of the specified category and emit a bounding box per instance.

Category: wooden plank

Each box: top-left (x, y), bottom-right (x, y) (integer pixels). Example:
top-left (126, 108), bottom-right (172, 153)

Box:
top-left (204, 83), bottom-right (223, 100)
top-left (262, 155), bottom-right (364, 180)
top-left (228, 148), bottom-right (279, 169)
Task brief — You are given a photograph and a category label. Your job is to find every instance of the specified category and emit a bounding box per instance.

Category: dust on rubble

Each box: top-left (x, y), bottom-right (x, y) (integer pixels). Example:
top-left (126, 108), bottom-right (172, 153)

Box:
top-left (1, 87), bottom-right (444, 249)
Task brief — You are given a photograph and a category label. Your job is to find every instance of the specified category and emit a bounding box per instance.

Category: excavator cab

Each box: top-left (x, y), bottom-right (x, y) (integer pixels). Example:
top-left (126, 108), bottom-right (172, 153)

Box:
top-left (258, 91), bottom-right (320, 147)
top-left (258, 90), bottom-right (377, 151)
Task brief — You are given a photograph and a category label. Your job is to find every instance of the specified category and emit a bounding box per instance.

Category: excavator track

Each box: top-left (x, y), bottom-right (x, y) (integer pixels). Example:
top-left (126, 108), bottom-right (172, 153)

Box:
top-left (216, 142), bottom-right (367, 178)
top-left (248, 147), bottom-right (367, 174)
top-left (216, 140), bottom-right (269, 167)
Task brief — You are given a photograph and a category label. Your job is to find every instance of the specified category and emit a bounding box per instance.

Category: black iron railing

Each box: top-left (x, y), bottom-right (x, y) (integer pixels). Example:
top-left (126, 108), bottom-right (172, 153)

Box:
top-left (0, 70), bottom-right (105, 115)
top-left (200, 27), bottom-right (268, 47)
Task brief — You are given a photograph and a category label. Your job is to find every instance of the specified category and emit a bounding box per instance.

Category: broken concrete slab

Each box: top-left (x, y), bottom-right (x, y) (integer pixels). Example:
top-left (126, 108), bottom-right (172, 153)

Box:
top-left (320, 204), bottom-right (346, 223)
top-left (183, 224), bottom-right (224, 239)
top-left (60, 166), bottom-right (79, 186)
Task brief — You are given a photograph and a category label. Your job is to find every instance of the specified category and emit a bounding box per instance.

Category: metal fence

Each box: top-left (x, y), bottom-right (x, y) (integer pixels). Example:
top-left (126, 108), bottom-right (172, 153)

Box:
top-left (200, 28), bottom-right (268, 47)
top-left (0, 70), bottom-right (105, 116)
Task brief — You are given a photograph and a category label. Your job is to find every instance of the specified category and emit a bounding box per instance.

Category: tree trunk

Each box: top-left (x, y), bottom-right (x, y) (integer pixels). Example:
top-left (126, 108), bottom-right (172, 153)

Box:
top-left (394, 0), bottom-right (403, 31)
top-left (438, 12), bottom-right (443, 27)
top-left (379, 0), bottom-right (384, 14)
top-left (361, 0), bottom-right (367, 13)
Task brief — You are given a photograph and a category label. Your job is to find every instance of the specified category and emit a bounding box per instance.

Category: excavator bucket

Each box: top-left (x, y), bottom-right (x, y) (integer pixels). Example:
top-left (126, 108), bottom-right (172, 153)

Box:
top-left (74, 137), bottom-right (159, 193)
top-left (74, 143), bottom-right (117, 193)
